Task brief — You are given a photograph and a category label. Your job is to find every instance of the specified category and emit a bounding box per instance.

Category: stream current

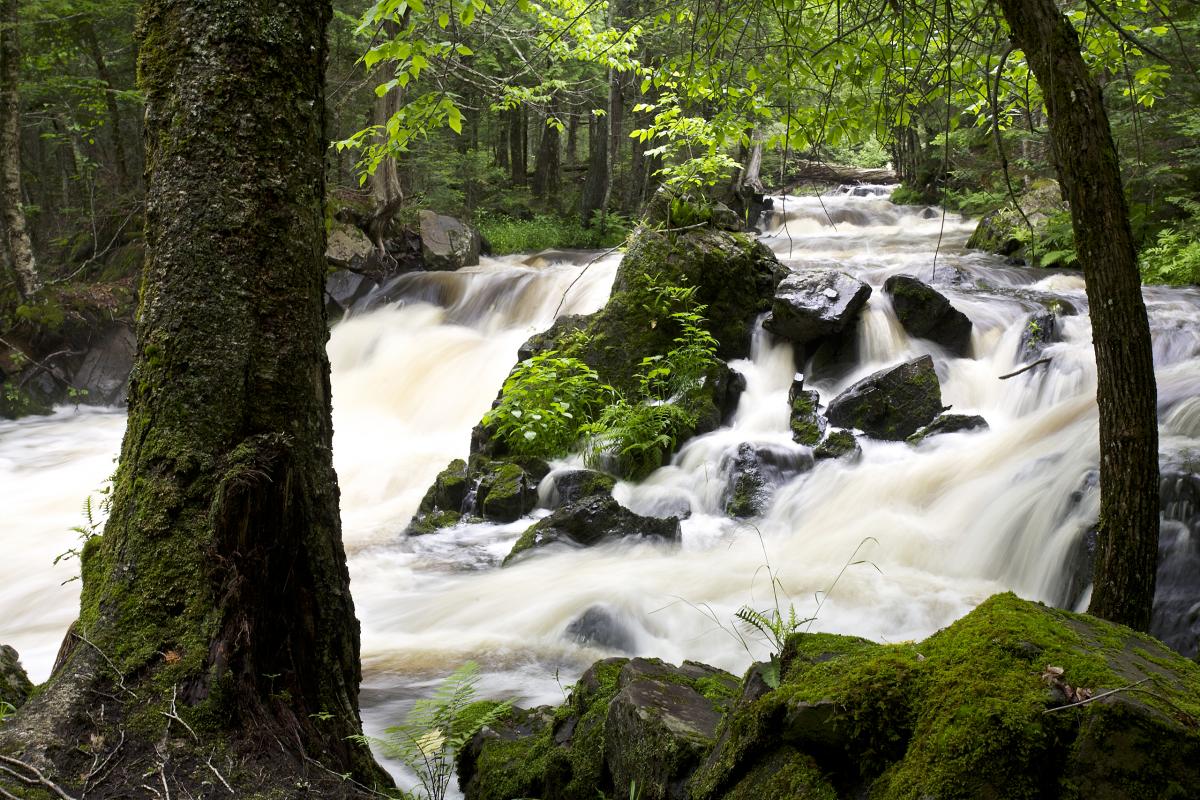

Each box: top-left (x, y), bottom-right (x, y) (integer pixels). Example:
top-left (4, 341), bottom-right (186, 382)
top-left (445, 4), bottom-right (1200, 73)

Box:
top-left (3, 188), bottom-right (1199, 790)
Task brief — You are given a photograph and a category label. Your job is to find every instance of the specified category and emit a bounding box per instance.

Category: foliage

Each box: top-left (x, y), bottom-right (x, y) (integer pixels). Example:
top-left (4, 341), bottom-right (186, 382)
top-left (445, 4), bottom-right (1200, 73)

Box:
top-left (55, 483), bottom-right (112, 583)
top-left (582, 399), bottom-right (694, 481)
top-left (1140, 226), bottom-right (1200, 286)
top-left (483, 351), bottom-right (613, 459)
top-left (361, 662), bottom-right (512, 800)
top-left (476, 212), bottom-right (629, 254)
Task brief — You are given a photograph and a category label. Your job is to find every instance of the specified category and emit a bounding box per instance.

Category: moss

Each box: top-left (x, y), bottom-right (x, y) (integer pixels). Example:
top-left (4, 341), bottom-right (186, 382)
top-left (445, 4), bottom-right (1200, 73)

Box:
top-left (790, 391), bottom-right (823, 446)
top-left (723, 746), bottom-right (838, 800)
top-left (502, 525), bottom-right (538, 565)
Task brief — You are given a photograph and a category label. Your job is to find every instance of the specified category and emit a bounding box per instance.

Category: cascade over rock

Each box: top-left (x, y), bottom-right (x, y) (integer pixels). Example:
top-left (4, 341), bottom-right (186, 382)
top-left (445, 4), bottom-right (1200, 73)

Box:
top-left (883, 274), bottom-right (973, 357)
top-left (763, 269), bottom-right (872, 348)
top-left (907, 413), bottom-right (990, 444)
top-left (721, 442), bottom-right (813, 518)
top-left (826, 355), bottom-right (944, 440)
top-left (503, 495), bottom-right (681, 565)
top-left (546, 469), bottom-right (618, 508)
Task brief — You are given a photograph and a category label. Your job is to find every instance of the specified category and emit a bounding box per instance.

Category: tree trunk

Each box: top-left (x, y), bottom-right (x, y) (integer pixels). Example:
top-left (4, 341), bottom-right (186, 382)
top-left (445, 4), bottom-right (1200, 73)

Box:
top-left (531, 112), bottom-right (560, 205)
top-left (509, 107), bottom-right (526, 186)
top-left (83, 20), bottom-right (130, 192)
top-left (0, 0), bottom-right (39, 298)
top-left (370, 19), bottom-right (404, 214)
top-left (0, 2), bottom-right (389, 797)
top-left (998, 0), bottom-right (1160, 631)
top-left (580, 108), bottom-right (610, 225)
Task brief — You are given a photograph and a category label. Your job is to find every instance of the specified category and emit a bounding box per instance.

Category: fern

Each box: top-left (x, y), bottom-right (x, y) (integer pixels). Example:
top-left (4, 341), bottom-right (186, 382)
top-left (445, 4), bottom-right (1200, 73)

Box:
top-left (358, 662), bottom-right (511, 800)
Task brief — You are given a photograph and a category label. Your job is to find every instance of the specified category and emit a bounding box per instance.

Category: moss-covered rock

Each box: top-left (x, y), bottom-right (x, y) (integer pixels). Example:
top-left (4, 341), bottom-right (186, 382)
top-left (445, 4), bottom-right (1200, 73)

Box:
top-left (813, 429), bottom-right (860, 461)
top-left (965, 180), bottom-right (1068, 267)
top-left (690, 593), bottom-right (1200, 800)
top-left (459, 657), bottom-right (739, 800)
top-left (0, 645), bottom-right (33, 711)
top-left (547, 469), bottom-right (618, 508)
top-left (406, 455), bottom-right (547, 533)
top-left (721, 442), bottom-right (813, 518)
top-left (788, 379), bottom-right (826, 446)
top-left (883, 274), bottom-right (973, 357)
top-left (503, 495), bottom-right (680, 565)
top-left (826, 355), bottom-right (944, 441)
top-left (763, 270), bottom-right (872, 349)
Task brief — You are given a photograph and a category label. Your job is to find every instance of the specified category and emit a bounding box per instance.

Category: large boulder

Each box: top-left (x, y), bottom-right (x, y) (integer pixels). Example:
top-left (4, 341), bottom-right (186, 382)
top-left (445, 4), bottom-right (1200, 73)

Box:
top-left (68, 324), bottom-right (136, 405)
top-left (503, 495), bottom-right (680, 565)
top-left (965, 179), bottom-right (1068, 266)
top-left (883, 274), bottom-right (973, 357)
top-left (689, 593), bottom-right (1200, 800)
top-left (826, 355), bottom-right (944, 441)
top-left (721, 442), bottom-right (812, 518)
top-left (763, 269), bottom-right (872, 348)
top-left (418, 210), bottom-right (481, 271)
top-left (458, 657), bottom-right (739, 800)
top-left (0, 644), bottom-right (33, 710)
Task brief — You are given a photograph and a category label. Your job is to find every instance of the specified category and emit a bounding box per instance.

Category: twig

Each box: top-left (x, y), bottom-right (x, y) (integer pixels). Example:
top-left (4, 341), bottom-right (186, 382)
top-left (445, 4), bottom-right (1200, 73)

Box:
top-left (73, 632), bottom-right (137, 699)
top-left (161, 686), bottom-right (198, 742)
top-left (205, 753), bottom-right (235, 795)
top-left (998, 357), bottom-right (1051, 380)
top-left (0, 755), bottom-right (78, 800)
top-left (82, 727), bottom-right (125, 797)
top-left (1043, 678), bottom-right (1150, 713)
top-left (550, 243), bottom-right (624, 320)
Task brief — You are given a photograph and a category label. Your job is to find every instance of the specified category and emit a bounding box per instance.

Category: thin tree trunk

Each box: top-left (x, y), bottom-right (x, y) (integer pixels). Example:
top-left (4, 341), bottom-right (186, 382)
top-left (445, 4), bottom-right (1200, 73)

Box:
top-left (998, 0), bottom-right (1160, 631)
top-left (83, 21), bottom-right (130, 192)
top-left (0, 0), bottom-right (38, 298)
top-left (581, 108), bottom-right (610, 225)
top-left (370, 19), bottom-right (404, 213)
top-left (566, 110), bottom-right (579, 167)
top-left (509, 107), bottom-right (526, 186)
top-left (0, 1), bottom-right (388, 795)
top-left (531, 111), bottom-right (560, 204)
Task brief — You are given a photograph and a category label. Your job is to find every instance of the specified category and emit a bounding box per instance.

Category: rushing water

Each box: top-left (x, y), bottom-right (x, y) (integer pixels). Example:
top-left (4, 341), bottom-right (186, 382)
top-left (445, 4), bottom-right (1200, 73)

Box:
top-left (3, 188), bottom-right (1199, 791)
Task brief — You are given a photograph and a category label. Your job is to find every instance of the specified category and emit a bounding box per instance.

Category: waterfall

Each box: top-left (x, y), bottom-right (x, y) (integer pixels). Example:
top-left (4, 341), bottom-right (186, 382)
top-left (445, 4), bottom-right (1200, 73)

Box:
top-left (3, 190), bottom-right (1199, 794)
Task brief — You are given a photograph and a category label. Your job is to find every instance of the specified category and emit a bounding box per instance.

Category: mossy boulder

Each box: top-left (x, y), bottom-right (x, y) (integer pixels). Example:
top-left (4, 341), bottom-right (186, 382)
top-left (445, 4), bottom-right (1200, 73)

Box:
top-left (883, 274), bottom-right (973, 357)
top-left (813, 429), bottom-right (860, 461)
top-left (689, 593), bottom-right (1200, 800)
top-left (907, 413), bottom-right (989, 445)
top-left (0, 645), bottom-right (33, 710)
top-left (721, 442), bottom-right (813, 518)
top-left (826, 355), bottom-right (944, 441)
top-left (965, 179), bottom-right (1068, 266)
top-left (458, 657), bottom-right (739, 800)
top-left (503, 495), bottom-right (681, 565)
top-left (547, 469), bottom-right (618, 508)
top-left (407, 455), bottom-right (548, 533)
top-left (1018, 310), bottom-right (1062, 361)
top-left (763, 270), bottom-right (872, 348)
top-left (418, 209), bottom-right (481, 271)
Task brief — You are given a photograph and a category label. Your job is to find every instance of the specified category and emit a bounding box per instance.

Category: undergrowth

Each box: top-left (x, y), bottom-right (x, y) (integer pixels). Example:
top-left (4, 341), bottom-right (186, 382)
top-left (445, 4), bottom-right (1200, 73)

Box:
top-left (476, 212), bottom-right (630, 255)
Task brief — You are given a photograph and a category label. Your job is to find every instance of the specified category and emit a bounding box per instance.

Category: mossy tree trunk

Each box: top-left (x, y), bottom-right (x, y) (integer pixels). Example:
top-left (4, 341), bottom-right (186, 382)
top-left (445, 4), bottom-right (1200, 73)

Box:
top-left (998, 0), bottom-right (1160, 631)
top-left (0, 1), bottom-right (389, 796)
top-left (0, 0), bottom-right (39, 299)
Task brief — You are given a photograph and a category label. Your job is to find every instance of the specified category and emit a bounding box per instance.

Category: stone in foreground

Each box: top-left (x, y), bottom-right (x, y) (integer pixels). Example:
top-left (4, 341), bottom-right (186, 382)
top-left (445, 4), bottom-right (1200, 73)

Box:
top-left (503, 495), bottom-right (680, 565)
top-left (883, 274), bottom-right (973, 357)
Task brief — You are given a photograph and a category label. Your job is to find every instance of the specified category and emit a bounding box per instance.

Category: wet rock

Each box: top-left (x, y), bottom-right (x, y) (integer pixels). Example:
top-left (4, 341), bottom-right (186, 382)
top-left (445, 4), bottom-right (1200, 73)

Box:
top-left (407, 455), bottom-right (548, 533)
top-left (418, 210), bottom-right (481, 271)
top-left (325, 221), bottom-right (374, 269)
top-left (503, 495), bottom-right (680, 565)
top-left (605, 659), bottom-right (739, 800)
top-left (965, 180), bottom-right (1067, 266)
top-left (566, 606), bottom-right (638, 652)
top-left (710, 202), bottom-right (744, 232)
top-left (883, 274), bottom-right (973, 357)
top-left (722, 442), bottom-right (813, 518)
top-left (548, 469), bottom-right (617, 508)
top-left (763, 269), bottom-right (872, 347)
top-left (1151, 459), bottom-right (1200, 657)
top-left (907, 413), bottom-right (989, 445)
top-left (0, 644), bottom-right (33, 710)
top-left (814, 429), bottom-right (861, 461)
top-left (788, 375), bottom-right (826, 446)
top-left (1017, 311), bottom-right (1061, 361)
top-left (324, 269), bottom-right (378, 319)
top-left (67, 325), bottom-right (135, 406)
top-left (826, 355), bottom-right (944, 441)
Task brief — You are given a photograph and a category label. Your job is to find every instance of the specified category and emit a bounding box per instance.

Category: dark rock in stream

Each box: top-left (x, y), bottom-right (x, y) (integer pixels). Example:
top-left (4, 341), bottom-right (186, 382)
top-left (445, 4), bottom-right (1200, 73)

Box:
top-left (722, 442), bottom-right (812, 518)
top-left (907, 413), bottom-right (989, 444)
top-left (814, 429), bottom-right (861, 461)
top-left (826, 355), bottom-right (944, 441)
top-left (0, 644), bottom-right (33, 710)
top-left (407, 455), bottom-right (549, 534)
top-left (503, 495), bottom-right (680, 565)
top-left (547, 469), bottom-right (618, 508)
top-left (565, 606), bottom-right (638, 653)
top-left (763, 269), bottom-right (872, 348)
top-left (787, 375), bottom-right (826, 446)
top-left (883, 274), bottom-right (973, 357)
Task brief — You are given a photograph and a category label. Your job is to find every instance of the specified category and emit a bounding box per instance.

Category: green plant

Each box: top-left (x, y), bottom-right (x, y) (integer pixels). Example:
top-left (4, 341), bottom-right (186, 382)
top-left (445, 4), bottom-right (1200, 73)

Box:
top-left (361, 662), bottom-right (512, 800)
top-left (55, 483), bottom-right (112, 583)
top-left (483, 350), bottom-right (614, 459)
top-left (582, 399), bottom-right (694, 480)
top-left (1140, 225), bottom-right (1200, 286)
top-left (0, 701), bottom-right (15, 722)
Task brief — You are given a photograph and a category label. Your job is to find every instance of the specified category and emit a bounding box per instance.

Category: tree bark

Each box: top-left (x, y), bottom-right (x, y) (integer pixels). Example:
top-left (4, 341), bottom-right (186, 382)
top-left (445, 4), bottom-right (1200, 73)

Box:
top-left (531, 112), bottom-right (561, 204)
top-left (0, 0), bottom-right (39, 298)
top-left (581, 107), bottom-right (610, 225)
top-left (997, 0), bottom-right (1160, 631)
top-left (0, 1), bottom-right (389, 796)
top-left (509, 107), bottom-right (527, 186)
top-left (370, 18), bottom-right (404, 214)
